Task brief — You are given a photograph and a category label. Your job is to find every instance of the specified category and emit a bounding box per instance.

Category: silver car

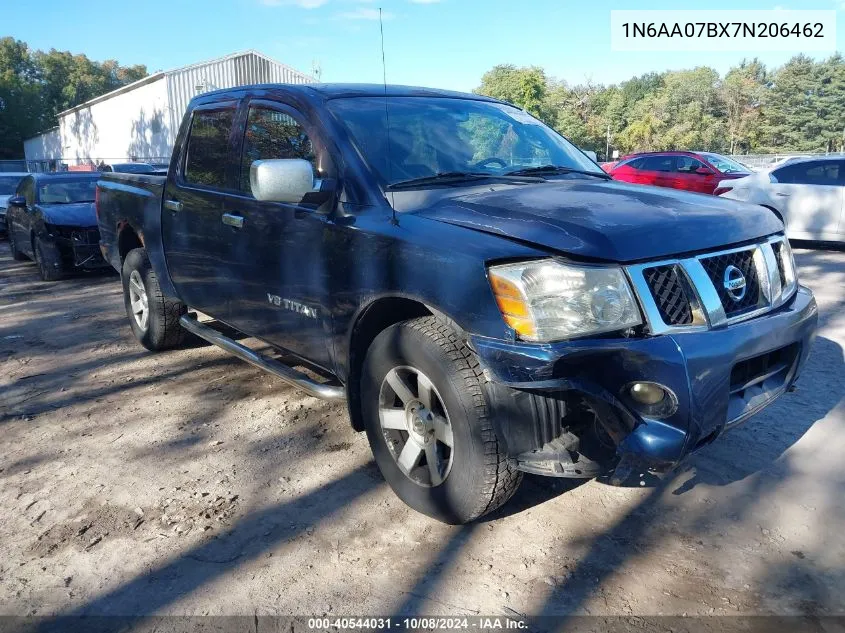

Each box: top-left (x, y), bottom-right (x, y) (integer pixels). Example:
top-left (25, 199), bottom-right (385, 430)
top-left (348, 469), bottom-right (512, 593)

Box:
top-left (0, 172), bottom-right (30, 236)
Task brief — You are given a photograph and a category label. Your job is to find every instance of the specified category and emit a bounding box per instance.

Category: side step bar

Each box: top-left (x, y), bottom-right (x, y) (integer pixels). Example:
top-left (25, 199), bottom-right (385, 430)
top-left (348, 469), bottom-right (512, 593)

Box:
top-left (179, 314), bottom-right (345, 401)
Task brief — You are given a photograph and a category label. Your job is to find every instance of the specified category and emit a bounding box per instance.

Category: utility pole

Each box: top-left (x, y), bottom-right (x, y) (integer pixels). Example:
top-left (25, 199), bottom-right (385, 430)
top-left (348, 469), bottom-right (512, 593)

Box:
top-left (606, 124), bottom-right (611, 161)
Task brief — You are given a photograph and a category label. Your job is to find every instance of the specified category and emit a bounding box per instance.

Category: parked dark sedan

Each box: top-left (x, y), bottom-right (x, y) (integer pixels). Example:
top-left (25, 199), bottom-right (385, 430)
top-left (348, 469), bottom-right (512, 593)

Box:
top-left (6, 173), bottom-right (108, 280)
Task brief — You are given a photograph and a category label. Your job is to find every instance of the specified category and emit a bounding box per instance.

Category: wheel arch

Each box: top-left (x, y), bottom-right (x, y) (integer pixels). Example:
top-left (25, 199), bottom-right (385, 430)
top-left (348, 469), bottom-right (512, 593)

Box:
top-left (760, 204), bottom-right (784, 224)
top-left (117, 223), bottom-right (144, 263)
top-left (346, 296), bottom-right (459, 432)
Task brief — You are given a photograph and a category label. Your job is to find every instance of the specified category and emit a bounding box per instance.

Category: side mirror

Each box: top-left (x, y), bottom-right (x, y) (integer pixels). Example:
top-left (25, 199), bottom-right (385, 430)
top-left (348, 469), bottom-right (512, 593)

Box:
top-left (7, 195), bottom-right (26, 207)
top-left (250, 159), bottom-right (318, 204)
top-left (695, 166), bottom-right (712, 175)
top-left (583, 150), bottom-right (598, 162)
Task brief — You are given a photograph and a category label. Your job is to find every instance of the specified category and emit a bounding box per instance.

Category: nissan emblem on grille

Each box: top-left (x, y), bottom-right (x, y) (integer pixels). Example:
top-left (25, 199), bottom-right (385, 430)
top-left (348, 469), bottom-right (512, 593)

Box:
top-left (723, 265), bottom-right (747, 302)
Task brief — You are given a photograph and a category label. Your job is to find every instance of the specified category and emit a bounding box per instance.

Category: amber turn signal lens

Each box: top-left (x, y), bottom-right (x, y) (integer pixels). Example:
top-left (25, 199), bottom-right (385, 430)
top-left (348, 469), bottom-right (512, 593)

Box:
top-left (489, 273), bottom-right (536, 339)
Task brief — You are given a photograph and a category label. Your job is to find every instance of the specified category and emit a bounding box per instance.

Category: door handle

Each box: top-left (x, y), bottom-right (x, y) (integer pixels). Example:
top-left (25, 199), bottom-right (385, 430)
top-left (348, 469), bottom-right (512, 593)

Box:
top-left (775, 192), bottom-right (790, 197)
top-left (164, 199), bottom-right (183, 212)
top-left (222, 213), bottom-right (244, 228)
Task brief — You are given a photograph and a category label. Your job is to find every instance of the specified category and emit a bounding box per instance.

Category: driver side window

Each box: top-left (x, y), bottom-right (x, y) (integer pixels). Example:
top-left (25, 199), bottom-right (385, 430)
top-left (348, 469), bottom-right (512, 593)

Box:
top-left (674, 156), bottom-right (707, 174)
top-left (239, 106), bottom-right (316, 195)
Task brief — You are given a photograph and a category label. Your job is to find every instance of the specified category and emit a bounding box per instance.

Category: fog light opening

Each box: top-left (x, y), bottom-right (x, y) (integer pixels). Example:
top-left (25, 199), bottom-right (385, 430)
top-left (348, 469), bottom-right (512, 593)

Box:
top-left (624, 382), bottom-right (679, 419)
top-left (630, 382), bottom-right (666, 406)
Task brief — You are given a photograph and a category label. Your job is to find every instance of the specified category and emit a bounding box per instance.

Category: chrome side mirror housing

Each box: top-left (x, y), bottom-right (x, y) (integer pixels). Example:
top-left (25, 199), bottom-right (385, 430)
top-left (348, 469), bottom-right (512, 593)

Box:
top-left (250, 159), bottom-right (316, 203)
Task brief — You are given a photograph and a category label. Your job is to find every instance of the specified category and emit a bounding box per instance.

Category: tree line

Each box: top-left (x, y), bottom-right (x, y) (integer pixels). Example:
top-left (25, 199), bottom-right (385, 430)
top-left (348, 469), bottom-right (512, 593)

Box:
top-left (2, 36), bottom-right (843, 162)
top-left (475, 54), bottom-right (845, 160)
top-left (0, 37), bottom-right (147, 159)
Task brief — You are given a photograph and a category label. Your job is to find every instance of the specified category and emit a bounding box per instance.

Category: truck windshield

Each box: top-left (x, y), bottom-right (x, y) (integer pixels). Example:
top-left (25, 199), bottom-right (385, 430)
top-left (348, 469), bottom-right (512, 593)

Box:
top-left (327, 96), bottom-right (603, 187)
top-left (38, 180), bottom-right (97, 204)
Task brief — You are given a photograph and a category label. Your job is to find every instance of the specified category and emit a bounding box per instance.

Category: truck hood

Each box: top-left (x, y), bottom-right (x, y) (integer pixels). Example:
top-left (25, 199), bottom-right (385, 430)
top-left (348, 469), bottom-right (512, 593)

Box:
top-left (413, 180), bottom-right (782, 262)
top-left (38, 202), bottom-right (97, 228)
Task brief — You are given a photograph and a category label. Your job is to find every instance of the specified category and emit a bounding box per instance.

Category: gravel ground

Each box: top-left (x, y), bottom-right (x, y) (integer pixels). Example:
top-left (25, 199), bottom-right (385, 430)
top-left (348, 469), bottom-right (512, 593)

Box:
top-left (0, 241), bottom-right (843, 620)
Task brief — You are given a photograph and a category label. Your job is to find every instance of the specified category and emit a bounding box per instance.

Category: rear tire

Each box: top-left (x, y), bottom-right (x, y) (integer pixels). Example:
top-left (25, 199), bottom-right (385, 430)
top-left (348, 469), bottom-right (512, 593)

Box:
top-left (8, 229), bottom-right (27, 261)
top-left (361, 316), bottom-right (521, 524)
top-left (34, 236), bottom-right (63, 281)
top-left (122, 248), bottom-right (187, 351)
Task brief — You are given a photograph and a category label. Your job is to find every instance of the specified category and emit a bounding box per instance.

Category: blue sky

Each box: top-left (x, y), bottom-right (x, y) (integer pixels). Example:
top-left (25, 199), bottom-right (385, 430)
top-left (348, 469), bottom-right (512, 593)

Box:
top-left (6, 0), bottom-right (844, 91)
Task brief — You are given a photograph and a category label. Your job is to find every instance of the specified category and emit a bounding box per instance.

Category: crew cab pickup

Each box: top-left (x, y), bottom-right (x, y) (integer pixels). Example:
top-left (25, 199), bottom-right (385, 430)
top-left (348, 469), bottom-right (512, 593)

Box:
top-left (96, 84), bottom-right (818, 523)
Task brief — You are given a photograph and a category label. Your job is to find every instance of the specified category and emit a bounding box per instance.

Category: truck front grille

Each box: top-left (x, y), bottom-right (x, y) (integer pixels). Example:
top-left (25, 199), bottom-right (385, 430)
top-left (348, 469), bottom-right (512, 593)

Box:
top-left (642, 265), bottom-right (692, 325)
top-left (626, 236), bottom-right (797, 335)
top-left (699, 248), bottom-right (762, 318)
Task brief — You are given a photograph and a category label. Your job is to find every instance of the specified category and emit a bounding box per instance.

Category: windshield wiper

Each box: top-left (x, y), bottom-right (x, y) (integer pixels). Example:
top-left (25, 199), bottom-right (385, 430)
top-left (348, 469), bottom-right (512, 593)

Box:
top-left (505, 164), bottom-right (611, 180)
top-left (386, 171), bottom-right (544, 190)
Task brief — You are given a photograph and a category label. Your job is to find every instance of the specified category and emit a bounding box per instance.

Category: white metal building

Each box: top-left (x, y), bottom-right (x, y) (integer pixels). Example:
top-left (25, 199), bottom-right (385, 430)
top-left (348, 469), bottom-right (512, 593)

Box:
top-left (24, 50), bottom-right (314, 170)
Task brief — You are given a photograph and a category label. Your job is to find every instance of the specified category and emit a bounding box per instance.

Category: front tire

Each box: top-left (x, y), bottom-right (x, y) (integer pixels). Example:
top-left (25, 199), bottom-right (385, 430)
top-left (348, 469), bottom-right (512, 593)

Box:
top-left (122, 248), bottom-right (187, 351)
top-left (34, 236), bottom-right (64, 281)
top-left (361, 316), bottom-right (521, 524)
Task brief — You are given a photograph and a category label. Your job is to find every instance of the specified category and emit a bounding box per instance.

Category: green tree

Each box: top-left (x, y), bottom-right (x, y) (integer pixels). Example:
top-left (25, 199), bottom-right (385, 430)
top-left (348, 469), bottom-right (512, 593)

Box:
top-left (721, 59), bottom-right (767, 154)
top-left (755, 54), bottom-right (845, 152)
top-left (475, 64), bottom-right (550, 122)
top-left (0, 37), bottom-right (147, 158)
top-left (0, 38), bottom-right (45, 159)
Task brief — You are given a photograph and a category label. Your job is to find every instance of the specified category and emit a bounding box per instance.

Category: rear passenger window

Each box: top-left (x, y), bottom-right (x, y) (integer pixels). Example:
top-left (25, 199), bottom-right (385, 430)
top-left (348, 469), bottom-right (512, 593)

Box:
top-left (184, 108), bottom-right (235, 188)
top-left (239, 106), bottom-right (316, 194)
top-left (640, 156), bottom-right (674, 172)
top-left (773, 161), bottom-right (841, 186)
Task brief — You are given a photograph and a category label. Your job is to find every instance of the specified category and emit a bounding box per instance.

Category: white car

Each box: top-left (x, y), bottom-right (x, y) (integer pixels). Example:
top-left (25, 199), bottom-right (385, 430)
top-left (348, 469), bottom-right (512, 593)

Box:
top-left (716, 156), bottom-right (844, 243)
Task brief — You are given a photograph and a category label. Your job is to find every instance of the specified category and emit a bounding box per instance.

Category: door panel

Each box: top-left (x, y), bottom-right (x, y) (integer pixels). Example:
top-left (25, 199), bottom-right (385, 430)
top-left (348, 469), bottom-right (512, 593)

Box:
top-left (637, 155), bottom-right (675, 189)
top-left (162, 102), bottom-right (239, 318)
top-left (14, 177), bottom-right (36, 256)
top-left (218, 100), bottom-right (334, 370)
top-left (673, 156), bottom-right (716, 193)
top-left (770, 160), bottom-right (844, 238)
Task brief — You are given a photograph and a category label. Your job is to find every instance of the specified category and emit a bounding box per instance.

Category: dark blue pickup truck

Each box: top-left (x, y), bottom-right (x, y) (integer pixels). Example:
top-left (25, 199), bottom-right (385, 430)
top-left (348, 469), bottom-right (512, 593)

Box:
top-left (96, 84), bottom-right (818, 523)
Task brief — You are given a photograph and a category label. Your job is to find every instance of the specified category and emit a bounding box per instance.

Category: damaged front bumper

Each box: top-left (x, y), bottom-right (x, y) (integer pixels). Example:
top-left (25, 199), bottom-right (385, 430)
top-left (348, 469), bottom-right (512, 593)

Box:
top-left (52, 228), bottom-right (109, 269)
top-left (472, 286), bottom-right (818, 480)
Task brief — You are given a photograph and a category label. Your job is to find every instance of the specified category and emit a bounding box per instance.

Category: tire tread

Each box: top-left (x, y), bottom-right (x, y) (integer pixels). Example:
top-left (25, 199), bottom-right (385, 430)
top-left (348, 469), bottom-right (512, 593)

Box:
top-left (123, 248), bottom-right (186, 350)
top-left (404, 316), bottom-right (521, 520)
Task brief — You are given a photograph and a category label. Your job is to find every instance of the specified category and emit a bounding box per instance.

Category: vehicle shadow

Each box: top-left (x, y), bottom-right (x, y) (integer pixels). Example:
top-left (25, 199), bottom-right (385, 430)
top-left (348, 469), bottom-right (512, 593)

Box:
top-left (32, 464), bottom-right (384, 625)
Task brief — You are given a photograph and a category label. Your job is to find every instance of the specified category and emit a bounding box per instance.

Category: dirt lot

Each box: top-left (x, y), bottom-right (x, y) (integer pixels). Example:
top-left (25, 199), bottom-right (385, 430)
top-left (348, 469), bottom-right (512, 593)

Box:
top-left (1, 241), bottom-right (843, 620)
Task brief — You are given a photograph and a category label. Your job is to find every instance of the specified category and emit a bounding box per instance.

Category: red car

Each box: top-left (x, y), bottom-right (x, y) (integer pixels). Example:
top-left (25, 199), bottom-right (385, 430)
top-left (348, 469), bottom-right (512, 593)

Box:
top-left (608, 151), bottom-right (751, 195)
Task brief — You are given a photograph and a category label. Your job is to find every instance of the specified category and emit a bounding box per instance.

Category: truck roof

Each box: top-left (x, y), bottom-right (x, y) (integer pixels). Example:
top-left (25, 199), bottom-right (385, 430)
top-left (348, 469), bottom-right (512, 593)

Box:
top-left (197, 82), bottom-right (504, 104)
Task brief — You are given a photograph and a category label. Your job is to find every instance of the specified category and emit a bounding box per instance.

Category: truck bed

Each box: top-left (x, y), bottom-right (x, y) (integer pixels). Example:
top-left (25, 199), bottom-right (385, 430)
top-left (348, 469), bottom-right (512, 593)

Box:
top-left (96, 172), bottom-right (167, 278)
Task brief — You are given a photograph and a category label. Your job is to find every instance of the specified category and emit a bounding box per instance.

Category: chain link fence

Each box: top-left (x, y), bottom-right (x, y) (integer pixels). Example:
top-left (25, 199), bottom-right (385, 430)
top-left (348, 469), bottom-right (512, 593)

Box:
top-left (4, 153), bottom-right (844, 175)
top-left (0, 157), bottom-right (170, 174)
top-left (727, 153), bottom-right (844, 171)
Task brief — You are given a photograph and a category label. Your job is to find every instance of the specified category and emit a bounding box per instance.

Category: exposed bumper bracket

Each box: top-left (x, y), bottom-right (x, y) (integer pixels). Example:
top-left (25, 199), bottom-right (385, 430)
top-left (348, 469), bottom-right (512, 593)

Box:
top-left (515, 433), bottom-right (607, 479)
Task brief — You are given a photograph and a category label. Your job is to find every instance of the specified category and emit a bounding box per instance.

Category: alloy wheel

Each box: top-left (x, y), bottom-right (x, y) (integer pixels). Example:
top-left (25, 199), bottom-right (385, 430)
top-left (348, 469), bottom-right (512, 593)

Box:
top-left (128, 269), bottom-right (150, 331)
top-left (378, 366), bottom-right (454, 487)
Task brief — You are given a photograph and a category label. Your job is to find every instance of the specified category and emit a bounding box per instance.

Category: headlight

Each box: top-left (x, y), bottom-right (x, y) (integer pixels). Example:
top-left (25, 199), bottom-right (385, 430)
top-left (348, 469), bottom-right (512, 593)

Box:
top-left (778, 239), bottom-right (797, 292)
top-left (488, 259), bottom-right (642, 342)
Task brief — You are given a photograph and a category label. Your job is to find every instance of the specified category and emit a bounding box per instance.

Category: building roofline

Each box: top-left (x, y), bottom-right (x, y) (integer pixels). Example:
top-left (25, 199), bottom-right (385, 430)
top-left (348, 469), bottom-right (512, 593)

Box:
top-left (167, 49), bottom-right (315, 82)
top-left (56, 50), bottom-right (314, 119)
top-left (23, 126), bottom-right (60, 139)
top-left (57, 72), bottom-right (166, 118)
